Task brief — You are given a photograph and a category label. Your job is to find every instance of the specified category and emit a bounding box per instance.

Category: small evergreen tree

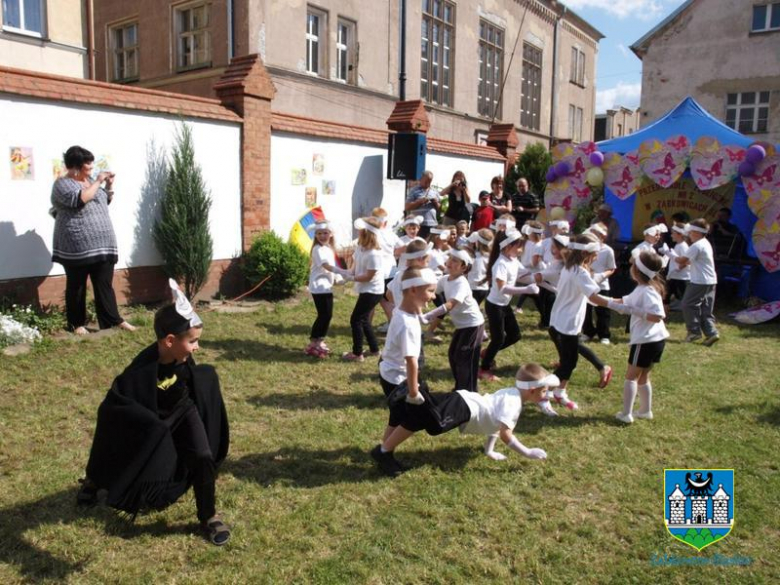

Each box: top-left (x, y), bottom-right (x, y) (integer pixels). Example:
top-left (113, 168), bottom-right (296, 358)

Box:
top-left (505, 142), bottom-right (553, 202)
top-left (153, 123), bottom-right (213, 300)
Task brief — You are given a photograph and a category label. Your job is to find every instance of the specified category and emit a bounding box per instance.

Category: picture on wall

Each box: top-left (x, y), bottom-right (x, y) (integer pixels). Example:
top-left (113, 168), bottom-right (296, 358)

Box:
top-left (305, 186), bottom-right (317, 208)
top-left (291, 168), bottom-right (307, 185)
top-left (312, 153), bottom-right (325, 176)
top-left (94, 154), bottom-right (112, 174)
top-left (52, 159), bottom-right (66, 180)
top-left (322, 180), bottom-right (336, 196)
top-left (10, 147), bottom-right (34, 180)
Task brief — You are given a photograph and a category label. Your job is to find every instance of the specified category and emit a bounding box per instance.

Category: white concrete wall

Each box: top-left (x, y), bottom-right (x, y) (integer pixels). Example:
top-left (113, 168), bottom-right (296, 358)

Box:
top-left (0, 96), bottom-right (241, 279)
top-left (269, 132), bottom-right (504, 245)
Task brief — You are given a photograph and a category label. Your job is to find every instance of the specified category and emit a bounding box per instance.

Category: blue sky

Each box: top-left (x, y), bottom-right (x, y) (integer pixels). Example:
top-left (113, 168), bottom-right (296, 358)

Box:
top-left (561, 0), bottom-right (688, 113)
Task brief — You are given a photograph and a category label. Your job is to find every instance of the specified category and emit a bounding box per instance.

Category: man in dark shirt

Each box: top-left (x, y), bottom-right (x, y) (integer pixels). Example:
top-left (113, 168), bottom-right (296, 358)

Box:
top-left (511, 178), bottom-right (541, 226)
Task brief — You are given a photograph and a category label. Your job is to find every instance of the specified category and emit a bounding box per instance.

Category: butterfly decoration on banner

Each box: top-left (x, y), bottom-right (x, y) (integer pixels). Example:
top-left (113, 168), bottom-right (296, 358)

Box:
top-left (603, 150), bottom-right (641, 200)
top-left (639, 135), bottom-right (690, 189)
top-left (545, 141), bottom-right (599, 222)
top-left (690, 137), bottom-right (743, 191)
top-left (752, 219), bottom-right (780, 273)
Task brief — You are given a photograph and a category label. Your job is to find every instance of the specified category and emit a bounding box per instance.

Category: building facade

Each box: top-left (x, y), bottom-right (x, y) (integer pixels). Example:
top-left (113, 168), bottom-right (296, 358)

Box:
top-left (594, 106), bottom-right (640, 142)
top-left (632, 0), bottom-right (780, 143)
top-left (92, 0), bottom-right (602, 148)
top-left (0, 0), bottom-right (88, 78)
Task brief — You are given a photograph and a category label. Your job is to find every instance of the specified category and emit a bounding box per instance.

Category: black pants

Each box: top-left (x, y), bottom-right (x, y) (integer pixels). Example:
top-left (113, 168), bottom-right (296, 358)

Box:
top-left (538, 289), bottom-right (555, 328)
top-left (167, 400), bottom-right (216, 523)
top-left (667, 279), bottom-right (688, 302)
top-left (350, 292), bottom-right (383, 354)
top-left (310, 293), bottom-right (333, 339)
top-left (482, 300), bottom-right (521, 369)
top-left (582, 302), bottom-right (612, 340)
top-left (516, 290), bottom-right (544, 316)
top-left (64, 260), bottom-right (123, 330)
top-left (472, 289), bottom-right (488, 307)
top-left (549, 327), bottom-right (604, 381)
top-left (449, 324), bottom-right (484, 392)
top-left (388, 383), bottom-right (471, 435)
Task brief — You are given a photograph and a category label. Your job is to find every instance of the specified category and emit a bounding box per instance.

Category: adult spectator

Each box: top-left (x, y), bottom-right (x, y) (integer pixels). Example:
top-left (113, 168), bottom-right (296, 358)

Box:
top-left (51, 146), bottom-right (136, 335)
top-left (591, 203), bottom-right (620, 246)
top-left (405, 170), bottom-right (441, 239)
top-left (440, 170), bottom-right (472, 226)
top-left (709, 207), bottom-right (742, 258)
top-left (710, 207), bottom-right (739, 238)
top-left (511, 177), bottom-right (541, 225)
top-left (488, 175), bottom-right (512, 215)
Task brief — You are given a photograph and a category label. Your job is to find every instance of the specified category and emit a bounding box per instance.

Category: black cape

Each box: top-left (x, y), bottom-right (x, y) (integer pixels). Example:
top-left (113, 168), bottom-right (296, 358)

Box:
top-left (85, 344), bottom-right (229, 515)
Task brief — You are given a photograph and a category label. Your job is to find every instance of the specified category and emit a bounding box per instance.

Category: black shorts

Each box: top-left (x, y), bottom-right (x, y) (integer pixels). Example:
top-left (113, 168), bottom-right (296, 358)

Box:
top-left (628, 340), bottom-right (665, 369)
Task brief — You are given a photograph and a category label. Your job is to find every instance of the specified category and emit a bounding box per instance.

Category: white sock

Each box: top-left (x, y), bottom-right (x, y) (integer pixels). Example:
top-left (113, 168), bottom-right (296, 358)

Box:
top-left (380, 445), bottom-right (390, 453)
top-left (638, 382), bottom-right (652, 414)
top-left (622, 380), bottom-right (638, 415)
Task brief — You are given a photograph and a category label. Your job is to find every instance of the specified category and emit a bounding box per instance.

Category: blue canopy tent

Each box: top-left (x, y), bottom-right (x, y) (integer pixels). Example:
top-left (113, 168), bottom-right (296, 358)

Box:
top-left (596, 97), bottom-right (779, 301)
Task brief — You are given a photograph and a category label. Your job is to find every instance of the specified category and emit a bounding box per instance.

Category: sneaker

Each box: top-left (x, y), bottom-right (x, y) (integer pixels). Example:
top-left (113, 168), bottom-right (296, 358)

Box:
top-left (553, 392), bottom-right (578, 411)
top-left (370, 445), bottom-right (404, 477)
top-left (600, 338), bottom-right (611, 345)
top-left (685, 333), bottom-right (702, 343)
top-left (424, 334), bottom-right (443, 344)
top-left (341, 352), bottom-right (365, 362)
top-left (615, 412), bottom-right (634, 424)
top-left (202, 516), bottom-right (231, 546)
top-left (579, 334), bottom-right (593, 343)
top-left (376, 322), bottom-right (390, 333)
top-left (515, 307), bottom-right (524, 314)
top-left (702, 334), bottom-right (720, 347)
top-left (538, 401), bottom-right (559, 417)
top-left (479, 349), bottom-right (495, 369)
top-left (598, 365), bottom-right (613, 389)
top-left (478, 369), bottom-right (500, 382)
top-left (76, 478), bottom-right (98, 506)
top-left (635, 411), bottom-right (654, 420)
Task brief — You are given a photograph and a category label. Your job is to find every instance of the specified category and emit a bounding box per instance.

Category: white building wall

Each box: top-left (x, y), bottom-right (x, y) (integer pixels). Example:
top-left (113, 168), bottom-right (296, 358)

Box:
top-left (0, 96), bottom-right (242, 280)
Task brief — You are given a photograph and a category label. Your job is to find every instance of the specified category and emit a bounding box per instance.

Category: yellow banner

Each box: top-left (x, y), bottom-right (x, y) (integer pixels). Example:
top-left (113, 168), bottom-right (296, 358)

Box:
top-left (631, 178), bottom-right (735, 239)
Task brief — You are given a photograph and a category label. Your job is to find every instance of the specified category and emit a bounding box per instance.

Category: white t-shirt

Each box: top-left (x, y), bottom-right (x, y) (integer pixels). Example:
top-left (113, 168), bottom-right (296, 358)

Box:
top-left (429, 248), bottom-right (448, 277)
top-left (457, 387), bottom-right (522, 436)
top-left (309, 245), bottom-right (336, 294)
top-left (486, 254), bottom-right (521, 306)
top-left (353, 247), bottom-right (385, 295)
top-left (538, 259), bottom-right (563, 293)
top-left (441, 276), bottom-right (485, 329)
top-left (667, 241), bottom-right (691, 281)
top-left (591, 244), bottom-right (616, 291)
top-left (623, 285), bottom-right (670, 345)
top-left (541, 238), bottom-right (555, 265)
top-left (684, 238), bottom-right (717, 285)
top-left (520, 239), bottom-right (543, 271)
top-left (386, 271), bottom-right (404, 305)
top-left (550, 265), bottom-right (601, 335)
top-left (633, 241), bottom-right (655, 257)
top-left (468, 252), bottom-right (489, 291)
top-left (379, 228), bottom-right (400, 279)
top-left (379, 309), bottom-right (422, 384)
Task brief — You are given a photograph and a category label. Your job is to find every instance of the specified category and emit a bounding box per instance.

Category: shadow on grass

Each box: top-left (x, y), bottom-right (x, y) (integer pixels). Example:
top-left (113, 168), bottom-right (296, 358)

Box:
top-left (517, 411), bottom-right (628, 435)
top-left (225, 445), bottom-right (476, 488)
top-left (206, 339), bottom-right (309, 362)
top-left (0, 488), bottom-right (197, 582)
top-left (757, 405), bottom-right (780, 427)
top-left (260, 322), bottom-right (355, 338)
top-left (248, 390), bottom-right (384, 411)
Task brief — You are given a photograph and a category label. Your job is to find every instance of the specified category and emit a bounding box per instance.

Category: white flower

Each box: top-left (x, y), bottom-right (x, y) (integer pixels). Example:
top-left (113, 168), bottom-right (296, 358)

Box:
top-left (0, 315), bottom-right (42, 346)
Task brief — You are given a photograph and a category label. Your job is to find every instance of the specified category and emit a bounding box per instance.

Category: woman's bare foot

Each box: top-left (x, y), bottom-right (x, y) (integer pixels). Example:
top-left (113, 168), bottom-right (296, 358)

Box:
top-left (118, 321), bottom-right (137, 332)
top-left (73, 326), bottom-right (89, 336)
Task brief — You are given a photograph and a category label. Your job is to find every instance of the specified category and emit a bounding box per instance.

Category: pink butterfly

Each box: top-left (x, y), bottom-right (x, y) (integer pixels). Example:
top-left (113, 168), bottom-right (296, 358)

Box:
top-left (572, 158), bottom-right (586, 178)
top-left (611, 167), bottom-right (634, 191)
top-left (698, 159), bottom-right (723, 182)
top-left (761, 242), bottom-right (780, 266)
top-left (560, 195), bottom-right (572, 210)
top-left (667, 136), bottom-right (688, 151)
top-left (574, 185), bottom-right (591, 198)
top-left (652, 153), bottom-right (675, 178)
top-left (754, 164), bottom-right (777, 187)
top-left (626, 153), bottom-right (639, 165)
top-left (725, 148), bottom-right (745, 162)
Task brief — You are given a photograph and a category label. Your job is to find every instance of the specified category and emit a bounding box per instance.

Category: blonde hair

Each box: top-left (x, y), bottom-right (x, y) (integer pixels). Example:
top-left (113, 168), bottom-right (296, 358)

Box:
top-left (516, 362), bottom-right (552, 382)
top-left (631, 251), bottom-right (667, 298)
top-left (310, 227), bottom-right (335, 258)
top-left (564, 233), bottom-right (599, 269)
top-left (357, 217), bottom-right (382, 250)
top-left (474, 228), bottom-right (494, 255)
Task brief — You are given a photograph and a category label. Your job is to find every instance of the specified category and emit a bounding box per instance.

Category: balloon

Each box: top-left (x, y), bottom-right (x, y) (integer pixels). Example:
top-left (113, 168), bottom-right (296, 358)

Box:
top-left (589, 151), bottom-right (605, 167)
top-left (545, 168), bottom-right (558, 182)
top-left (554, 161), bottom-right (571, 177)
top-left (746, 145), bottom-right (766, 164)
top-left (738, 161), bottom-right (755, 176)
top-left (586, 167), bottom-right (604, 187)
top-left (549, 206), bottom-right (566, 220)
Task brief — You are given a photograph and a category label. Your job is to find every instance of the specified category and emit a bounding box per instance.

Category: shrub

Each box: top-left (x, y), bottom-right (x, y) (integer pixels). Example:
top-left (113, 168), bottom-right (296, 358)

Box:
top-left (505, 142), bottom-right (553, 202)
top-left (242, 231), bottom-right (309, 300)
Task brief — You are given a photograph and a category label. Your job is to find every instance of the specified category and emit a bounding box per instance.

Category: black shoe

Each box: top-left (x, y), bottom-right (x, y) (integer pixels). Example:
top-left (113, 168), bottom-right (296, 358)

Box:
top-left (370, 445), bottom-right (404, 477)
top-left (76, 478), bottom-right (98, 507)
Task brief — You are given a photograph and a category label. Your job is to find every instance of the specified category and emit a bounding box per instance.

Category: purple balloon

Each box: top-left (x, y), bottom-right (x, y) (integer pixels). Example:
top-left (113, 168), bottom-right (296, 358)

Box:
top-left (589, 151), bottom-right (605, 167)
top-left (738, 161), bottom-right (755, 177)
top-left (746, 145), bottom-right (766, 165)
top-left (545, 168), bottom-right (558, 182)
top-left (554, 161), bottom-right (571, 177)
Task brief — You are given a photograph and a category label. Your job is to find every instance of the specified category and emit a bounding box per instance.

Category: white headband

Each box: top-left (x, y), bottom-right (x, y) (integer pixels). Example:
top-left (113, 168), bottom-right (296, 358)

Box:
top-left (635, 255), bottom-right (658, 279)
top-left (495, 218), bottom-right (516, 229)
top-left (522, 225), bottom-right (545, 236)
top-left (430, 228), bottom-right (450, 241)
top-left (643, 226), bottom-right (661, 237)
top-left (549, 219), bottom-right (569, 230)
top-left (672, 224), bottom-right (688, 235)
top-left (657, 224), bottom-right (669, 234)
top-left (588, 224), bottom-right (607, 237)
top-left (402, 242), bottom-right (434, 260)
top-left (687, 224), bottom-right (708, 234)
top-left (448, 249), bottom-right (473, 266)
top-left (401, 268), bottom-right (439, 290)
top-left (515, 374), bottom-right (560, 390)
top-left (354, 218), bottom-right (381, 236)
top-left (499, 230), bottom-right (523, 249)
top-left (567, 241), bottom-right (600, 252)
top-left (306, 221), bottom-right (330, 234)
top-left (403, 216), bottom-right (424, 227)
top-left (468, 232), bottom-right (492, 246)
top-left (553, 234), bottom-right (570, 247)
top-left (169, 278), bottom-right (203, 328)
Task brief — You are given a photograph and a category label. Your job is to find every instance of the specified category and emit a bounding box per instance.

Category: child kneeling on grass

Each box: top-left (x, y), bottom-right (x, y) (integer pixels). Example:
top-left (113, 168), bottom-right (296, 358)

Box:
top-left (76, 280), bottom-right (230, 546)
top-left (371, 363), bottom-right (554, 476)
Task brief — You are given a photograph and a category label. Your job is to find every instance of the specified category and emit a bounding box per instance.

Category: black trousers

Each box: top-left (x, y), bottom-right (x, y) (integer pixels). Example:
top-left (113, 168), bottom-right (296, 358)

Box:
top-left (582, 302), bottom-right (612, 340)
top-left (350, 292), bottom-right (383, 354)
top-left (310, 293), bottom-right (333, 339)
top-left (388, 383), bottom-right (471, 435)
top-left (549, 327), bottom-right (604, 381)
top-left (516, 290), bottom-right (544, 316)
top-left (482, 300), bottom-right (521, 369)
top-left (667, 279), bottom-right (688, 302)
top-left (538, 288), bottom-right (555, 328)
top-left (472, 289), bottom-right (488, 307)
top-left (64, 260), bottom-right (123, 330)
top-left (167, 400), bottom-right (216, 523)
top-left (449, 324), bottom-right (484, 392)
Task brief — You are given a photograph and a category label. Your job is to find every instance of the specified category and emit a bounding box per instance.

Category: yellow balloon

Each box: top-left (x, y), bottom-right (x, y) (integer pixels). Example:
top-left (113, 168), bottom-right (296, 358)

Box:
top-left (586, 167), bottom-right (604, 187)
top-left (549, 206), bottom-right (566, 220)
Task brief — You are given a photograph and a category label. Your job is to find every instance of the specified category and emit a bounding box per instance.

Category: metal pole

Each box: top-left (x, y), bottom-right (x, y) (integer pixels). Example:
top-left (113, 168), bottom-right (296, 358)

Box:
top-left (399, 0), bottom-right (407, 100)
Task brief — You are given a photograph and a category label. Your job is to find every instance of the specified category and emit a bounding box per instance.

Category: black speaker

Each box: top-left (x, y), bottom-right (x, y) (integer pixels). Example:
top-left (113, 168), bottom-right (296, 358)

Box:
top-left (387, 132), bottom-right (426, 180)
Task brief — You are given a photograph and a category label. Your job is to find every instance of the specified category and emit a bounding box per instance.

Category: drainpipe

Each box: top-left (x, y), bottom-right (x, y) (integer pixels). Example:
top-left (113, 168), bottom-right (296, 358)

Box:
top-left (85, 0), bottom-right (95, 79)
top-left (227, 0), bottom-right (234, 60)
top-left (549, 5), bottom-right (566, 145)
top-left (399, 0), bottom-right (407, 100)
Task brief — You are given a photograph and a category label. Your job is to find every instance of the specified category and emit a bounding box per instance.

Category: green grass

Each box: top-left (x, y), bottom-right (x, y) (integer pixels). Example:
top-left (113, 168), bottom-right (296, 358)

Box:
top-left (1, 291), bottom-right (778, 583)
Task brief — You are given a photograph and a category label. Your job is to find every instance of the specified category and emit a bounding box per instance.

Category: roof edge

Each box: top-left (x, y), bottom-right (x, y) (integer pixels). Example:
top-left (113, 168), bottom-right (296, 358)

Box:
top-left (629, 0), bottom-right (696, 59)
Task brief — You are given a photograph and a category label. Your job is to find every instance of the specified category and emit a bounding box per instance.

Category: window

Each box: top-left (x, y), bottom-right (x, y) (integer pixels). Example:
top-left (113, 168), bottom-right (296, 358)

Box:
top-left (568, 104), bottom-right (583, 142)
top-left (478, 20), bottom-right (504, 118)
top-left (336, 18), bottom-right (356, 83)
top-left (306, 6), bottom-right (327, 75)
top-left (752, 3), bottom-right (780, 32)
top-left (421, 0), bottom-right (455, 107)
top-left (520, 43), bottom-right (542, 131)
top-left (726, 91), bottom-right (770, 133)
top-left (110, 22), bottom-right (139, 81)
top-left (175, 2), bottom-right (211, 70)
top-left (617, 123), bottom-right (623, 136)
top-left (570, 47), bottom-right (585, 86)
top-left (2, 0), bottom-right (44, 36)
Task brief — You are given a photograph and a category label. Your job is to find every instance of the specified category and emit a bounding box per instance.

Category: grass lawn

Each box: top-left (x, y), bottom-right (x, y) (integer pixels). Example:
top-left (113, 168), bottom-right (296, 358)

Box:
top-left (1, 290), bottom-right (778, 584)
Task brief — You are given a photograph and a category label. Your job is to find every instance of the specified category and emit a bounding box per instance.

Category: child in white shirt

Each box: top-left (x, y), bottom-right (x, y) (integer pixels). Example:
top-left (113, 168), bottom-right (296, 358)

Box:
top-left (466, 229), bottom-right (494, 307)
top-left (515, 221), bottom-right (546, 320)
top-left (676, 218), bottom-right (719, 345)
top-left (665, 222), bottom-right (691, 309)
top-left (582, 222), bottom-right (617, 344)
top-left (306, 221), bottom-right (338, 358)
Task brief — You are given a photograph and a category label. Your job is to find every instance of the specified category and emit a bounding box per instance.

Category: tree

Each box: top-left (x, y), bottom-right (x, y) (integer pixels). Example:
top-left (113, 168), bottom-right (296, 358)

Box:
top-left (505, 142), bottom-right (553, 202)
top-left (153, 123), bottom-right (213, 300)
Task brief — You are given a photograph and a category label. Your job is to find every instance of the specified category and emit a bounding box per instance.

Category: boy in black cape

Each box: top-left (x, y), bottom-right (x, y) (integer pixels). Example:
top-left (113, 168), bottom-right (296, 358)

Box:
top-left (77, 280), bottom-right (231, 545)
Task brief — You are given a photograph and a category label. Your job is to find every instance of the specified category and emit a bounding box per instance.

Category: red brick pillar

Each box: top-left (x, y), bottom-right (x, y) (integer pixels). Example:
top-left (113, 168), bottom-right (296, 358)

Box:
top-left (214, 54), bottom-right (275, 252)
top-left (386, 99), bottom-right (430, 134)
top-left (487, 123), bottom-right (519, 175)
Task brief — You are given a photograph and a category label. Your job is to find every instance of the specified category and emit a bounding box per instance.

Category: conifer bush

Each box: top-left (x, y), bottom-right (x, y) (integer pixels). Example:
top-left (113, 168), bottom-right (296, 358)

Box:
top-left (242, 231), bottom-right (309, 300)
top-left (153, 123), bottom-right (213, 300)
